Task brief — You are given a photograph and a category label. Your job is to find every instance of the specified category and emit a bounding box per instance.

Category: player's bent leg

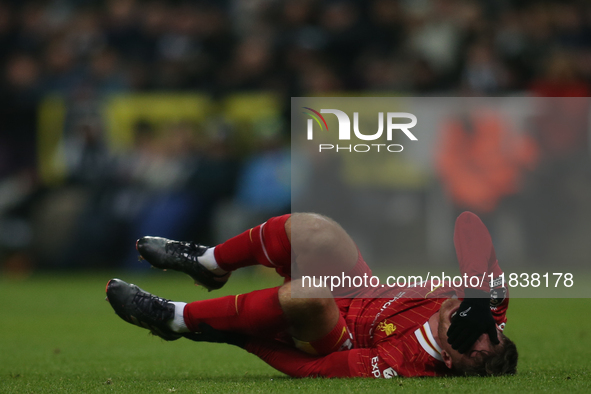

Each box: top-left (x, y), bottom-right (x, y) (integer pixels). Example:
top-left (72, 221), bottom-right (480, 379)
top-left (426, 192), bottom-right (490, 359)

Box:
top-left (288, 213), bottom-right (359, 278)
top-left (278, 280), bottom-right (339, 341)
top-left (106, 277), bottom-right (353, 356)
top-left (136, 214), bottom-right (292, 289)
top-left (180, 280), bottom-right (351, 354)
top-left (106, 277), bottom-right (289, 342)
top-left (136, 212), bottom-right (360, 291)
top-left (278, 280), bottom-right (354, 355)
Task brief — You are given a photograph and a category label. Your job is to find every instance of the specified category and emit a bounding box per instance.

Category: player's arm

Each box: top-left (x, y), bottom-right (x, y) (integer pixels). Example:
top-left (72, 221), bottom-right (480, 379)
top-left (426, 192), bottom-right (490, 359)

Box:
top-left (453, 211), bottom-right (502, 291)
top-left (454, 212), bottom-right (509, 326)
top-left (448, 211), bottom-right (503, 353)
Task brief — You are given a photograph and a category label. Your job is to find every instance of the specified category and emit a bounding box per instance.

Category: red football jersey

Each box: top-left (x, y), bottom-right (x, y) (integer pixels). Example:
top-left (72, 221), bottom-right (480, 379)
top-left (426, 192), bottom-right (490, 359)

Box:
top-left (245, 211), bottom-right (509, 378)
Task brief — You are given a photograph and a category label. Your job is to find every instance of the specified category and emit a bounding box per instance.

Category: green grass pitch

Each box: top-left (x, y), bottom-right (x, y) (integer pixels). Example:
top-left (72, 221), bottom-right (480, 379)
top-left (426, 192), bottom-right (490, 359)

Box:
top-left (1, 271), bottom-right (590, 393)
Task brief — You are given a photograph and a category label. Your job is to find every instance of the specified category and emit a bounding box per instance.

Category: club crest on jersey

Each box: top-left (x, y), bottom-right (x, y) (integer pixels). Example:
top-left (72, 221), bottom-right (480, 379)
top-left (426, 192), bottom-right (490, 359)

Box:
top-left (377, 321), bottom-right (396, 336)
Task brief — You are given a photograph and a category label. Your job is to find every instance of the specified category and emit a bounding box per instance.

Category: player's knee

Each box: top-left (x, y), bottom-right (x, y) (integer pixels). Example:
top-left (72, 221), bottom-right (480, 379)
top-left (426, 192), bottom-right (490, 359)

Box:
top-left (284, 297), bottom-right (335, 322)
top-left (302, 297), bottom-right (335, 316)
top-left (278, 282), bottom-right (334, 317)
top-left (290, 213), bottom-right (342, 254)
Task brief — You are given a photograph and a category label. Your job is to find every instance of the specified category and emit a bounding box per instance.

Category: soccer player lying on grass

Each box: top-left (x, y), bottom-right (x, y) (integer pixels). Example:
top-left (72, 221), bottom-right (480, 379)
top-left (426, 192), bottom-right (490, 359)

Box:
top-left (106, 211), bottom-right (517, 378)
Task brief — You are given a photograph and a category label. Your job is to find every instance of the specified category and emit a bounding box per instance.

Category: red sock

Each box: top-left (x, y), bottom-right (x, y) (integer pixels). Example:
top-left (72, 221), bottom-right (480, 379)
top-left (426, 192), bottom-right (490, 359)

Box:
top-left (214, 214), bottom-right (291, 278)
top-left (183, 287), bottom-right (288, 337)
top-left (294, 315), bottom-right (353, 355)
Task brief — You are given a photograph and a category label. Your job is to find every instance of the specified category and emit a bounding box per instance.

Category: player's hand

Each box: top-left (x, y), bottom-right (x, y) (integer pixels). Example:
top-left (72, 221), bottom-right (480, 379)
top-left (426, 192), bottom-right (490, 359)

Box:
top-left (182, 323), bottom-right (247, 348)
top-left (447, 289), bottom-right (499, 354)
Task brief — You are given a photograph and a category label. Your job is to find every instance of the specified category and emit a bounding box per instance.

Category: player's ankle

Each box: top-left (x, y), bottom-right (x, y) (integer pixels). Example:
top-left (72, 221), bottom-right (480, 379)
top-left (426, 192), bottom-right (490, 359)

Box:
top-left (198, 247), bottom-right (228, 275)
top-left (168, 302), bottom-right (190, 333)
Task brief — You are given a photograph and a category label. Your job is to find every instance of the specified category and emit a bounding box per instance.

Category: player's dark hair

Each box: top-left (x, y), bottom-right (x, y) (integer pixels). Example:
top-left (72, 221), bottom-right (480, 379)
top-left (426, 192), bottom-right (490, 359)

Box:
top-left (456, 333), bottom-right (518, 376)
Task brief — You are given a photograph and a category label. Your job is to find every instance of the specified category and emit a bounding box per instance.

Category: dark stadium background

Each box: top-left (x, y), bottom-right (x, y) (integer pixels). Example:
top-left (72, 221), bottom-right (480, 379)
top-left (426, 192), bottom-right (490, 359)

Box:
top-left (1, 0), bottom-right (591, 276)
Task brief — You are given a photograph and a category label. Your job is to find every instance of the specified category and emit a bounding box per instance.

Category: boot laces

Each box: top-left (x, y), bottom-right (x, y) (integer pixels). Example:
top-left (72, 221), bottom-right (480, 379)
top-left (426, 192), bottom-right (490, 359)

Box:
top-left (167, 241), bottom-right (202, 260)
top-left (133, 291), bottom-right (170, 321)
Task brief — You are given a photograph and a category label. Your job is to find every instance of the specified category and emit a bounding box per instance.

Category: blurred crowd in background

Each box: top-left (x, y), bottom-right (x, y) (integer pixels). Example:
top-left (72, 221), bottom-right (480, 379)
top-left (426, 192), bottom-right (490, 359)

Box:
top-left (1, 0), bottom-right (591, 273)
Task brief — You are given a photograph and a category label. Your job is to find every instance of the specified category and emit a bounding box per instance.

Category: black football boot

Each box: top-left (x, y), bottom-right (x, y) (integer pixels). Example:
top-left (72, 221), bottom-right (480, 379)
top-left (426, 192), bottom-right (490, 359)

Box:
top-left (136, 237), bottom-right (230, 291)
top-left (105, 278), bottom-right (181, 341)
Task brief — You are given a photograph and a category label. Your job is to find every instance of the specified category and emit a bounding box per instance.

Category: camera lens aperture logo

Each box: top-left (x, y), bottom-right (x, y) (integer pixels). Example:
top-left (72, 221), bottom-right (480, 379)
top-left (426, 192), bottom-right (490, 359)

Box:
top-left (303, 107), bottom-right (417, 153)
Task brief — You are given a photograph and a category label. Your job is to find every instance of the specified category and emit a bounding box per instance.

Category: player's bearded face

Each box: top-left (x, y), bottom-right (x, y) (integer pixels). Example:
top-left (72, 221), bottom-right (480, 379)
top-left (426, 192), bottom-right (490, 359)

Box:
top-left (437, 298), bottom-right (501, 368)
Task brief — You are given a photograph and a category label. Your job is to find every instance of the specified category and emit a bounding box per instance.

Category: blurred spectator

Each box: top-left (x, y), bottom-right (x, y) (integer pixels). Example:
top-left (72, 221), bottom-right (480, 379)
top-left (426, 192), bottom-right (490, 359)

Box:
top-left (530, 51), bottom-right (590, 97)
top-left (117, 122), bottom-right (203, 269)
top-left (436, 109), bottom-right (538, 216)
top-left (461, 42), bottom-right (510, 94)
top-left (60, 116), bottom-right (112, 184)
top-left (234, 118), bottom-right (290, 213)
top-left (435, 107), bottom-right (541, 263)
top-left (219, 35), bottom-right (276, 91)
top-left (410, 2), bottom-right (459, 71)
top-left (521, 95), bottom-right (591, 263)
top-left (0, 53), bottom-right (41, 176)
top-left (213, 117), bottom-right (290, 243)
